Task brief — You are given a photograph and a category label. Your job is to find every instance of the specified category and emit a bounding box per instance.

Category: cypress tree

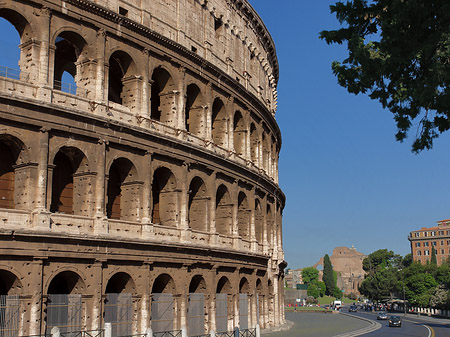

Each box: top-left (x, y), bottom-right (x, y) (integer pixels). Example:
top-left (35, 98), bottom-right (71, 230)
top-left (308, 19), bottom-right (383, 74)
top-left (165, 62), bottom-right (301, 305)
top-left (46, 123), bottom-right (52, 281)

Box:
top-left (431, 248), bottom-right (437, 265)
top-left (323, 254), bottom-right (335, 296)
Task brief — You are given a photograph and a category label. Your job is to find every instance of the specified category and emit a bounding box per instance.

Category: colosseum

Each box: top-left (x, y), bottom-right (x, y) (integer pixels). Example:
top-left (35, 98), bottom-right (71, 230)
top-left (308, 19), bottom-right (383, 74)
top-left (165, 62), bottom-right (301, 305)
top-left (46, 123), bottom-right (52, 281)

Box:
top-left (0, 0), bottom-right (286, 336)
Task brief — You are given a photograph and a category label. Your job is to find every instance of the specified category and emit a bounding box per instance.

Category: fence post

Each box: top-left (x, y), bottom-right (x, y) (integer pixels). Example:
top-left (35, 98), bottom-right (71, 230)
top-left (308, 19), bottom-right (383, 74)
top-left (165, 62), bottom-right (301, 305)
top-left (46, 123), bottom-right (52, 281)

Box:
top-left (234, 327), bottom-right (239, 337)
top-left (210, 330), bottom-right (216, 337)
top-left (51, 327), bottom-right (61, 337)
top-left (146, 327), bottom-right (153, 337)
top-left (256, 324), bottom-right (260, 337)
top-left (104, 322), bottom-right (112, 337)
top-left (182, 326), bottom-right (187, 337)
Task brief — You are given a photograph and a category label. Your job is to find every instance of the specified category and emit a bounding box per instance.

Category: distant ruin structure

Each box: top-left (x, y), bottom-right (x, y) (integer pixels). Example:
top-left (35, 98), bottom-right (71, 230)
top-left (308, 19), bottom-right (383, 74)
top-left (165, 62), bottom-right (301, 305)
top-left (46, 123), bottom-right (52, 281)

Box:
top-left (0, 0), bottom-right (286, 335)
top-left (314, 246), bottom-right (366, 295)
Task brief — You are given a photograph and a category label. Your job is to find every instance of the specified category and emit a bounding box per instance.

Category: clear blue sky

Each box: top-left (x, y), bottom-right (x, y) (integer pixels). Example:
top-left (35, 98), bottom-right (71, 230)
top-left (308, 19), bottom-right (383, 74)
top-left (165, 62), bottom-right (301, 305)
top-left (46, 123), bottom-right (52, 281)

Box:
top-left (249, 0), bottom-right (450, 268)
top-left (1, 2), bottom-right (450, 270)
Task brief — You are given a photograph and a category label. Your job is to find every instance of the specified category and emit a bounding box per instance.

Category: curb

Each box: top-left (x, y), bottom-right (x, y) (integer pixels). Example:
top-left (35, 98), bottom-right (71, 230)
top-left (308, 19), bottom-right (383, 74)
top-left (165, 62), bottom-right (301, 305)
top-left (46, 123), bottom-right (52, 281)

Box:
top-left (261, 320), bottom-right (295, 335)
top-left (333, 313), bottom-right (382, 337)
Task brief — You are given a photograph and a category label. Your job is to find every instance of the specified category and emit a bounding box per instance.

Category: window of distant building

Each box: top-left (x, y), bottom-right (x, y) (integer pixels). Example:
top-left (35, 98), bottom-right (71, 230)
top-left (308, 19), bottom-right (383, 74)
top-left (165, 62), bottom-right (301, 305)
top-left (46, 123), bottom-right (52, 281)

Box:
top-left (425, 250), bottom-right (430, 256)
top-left (439, 231), bottom-right (444, 235)
top-left (432, 231), bottom-right (436, 236)
top-left (417, 251), bottom-right (422, 256)
top-left (441, 249), bottom-right (445, 254)
top-left (433, 241), bottom-right (437, 246)
top-left (424, 242), bottom-right (429, 247)
top-left (447, 240), bottom-right (450, 245)
top-left (441, 240), bottom-right (444, 245)
top-left (415, 242), bottom-right (421, 247)
top-left (424, 232), bottom-right (428, 237)
top-left (415, 232), bottom-right (420, 237)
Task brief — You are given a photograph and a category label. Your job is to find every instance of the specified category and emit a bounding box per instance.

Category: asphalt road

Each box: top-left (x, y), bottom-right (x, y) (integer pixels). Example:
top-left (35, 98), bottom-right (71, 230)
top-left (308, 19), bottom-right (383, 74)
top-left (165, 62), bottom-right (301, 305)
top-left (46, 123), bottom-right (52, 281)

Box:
top-left (266, 310), bottom-right (450, 337)
top-left (348, 310), bottom-right (450, 337)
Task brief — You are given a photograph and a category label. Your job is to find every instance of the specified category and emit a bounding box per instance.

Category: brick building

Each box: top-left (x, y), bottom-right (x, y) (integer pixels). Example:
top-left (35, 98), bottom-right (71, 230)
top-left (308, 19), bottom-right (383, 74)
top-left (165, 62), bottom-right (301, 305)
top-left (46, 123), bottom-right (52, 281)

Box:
top-left (408, 219), bottom-right (450, 266)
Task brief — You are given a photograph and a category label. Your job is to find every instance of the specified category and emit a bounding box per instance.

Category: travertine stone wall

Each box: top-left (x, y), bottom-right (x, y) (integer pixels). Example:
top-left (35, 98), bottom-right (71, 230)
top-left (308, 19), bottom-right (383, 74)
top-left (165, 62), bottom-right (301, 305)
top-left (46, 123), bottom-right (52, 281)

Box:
top-left (0, 0), bottom-right (285, 335)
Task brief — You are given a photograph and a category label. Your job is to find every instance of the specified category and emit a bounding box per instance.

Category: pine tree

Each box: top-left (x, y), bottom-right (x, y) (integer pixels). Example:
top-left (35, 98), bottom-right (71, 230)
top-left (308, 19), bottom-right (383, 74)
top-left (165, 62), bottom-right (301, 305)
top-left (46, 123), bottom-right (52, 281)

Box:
top-left (431, 247), bottom-right (437, 265)
top-left (323, 254), bottom-right (335, 296)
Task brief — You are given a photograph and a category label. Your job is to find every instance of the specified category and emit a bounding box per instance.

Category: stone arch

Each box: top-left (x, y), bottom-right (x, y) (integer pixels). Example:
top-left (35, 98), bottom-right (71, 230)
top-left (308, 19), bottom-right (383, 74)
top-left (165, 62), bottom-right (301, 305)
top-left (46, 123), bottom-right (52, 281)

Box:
top-left (237, 191), bottom-right (250, 240)
top-left (0, 269), bottom-right (22, 295)
top-left (151, 273), bottom-right (177, 333)
top-left (50, 146), bottom-right (89, 215)
top-left (254, 199), bottom-right (263, 244)
top-left (239, 277), bottom-right (250, 294)
top-left (47, 270), bottom-right (86, 295)
top-left (152, 166), bottom-right (178, 227)
top-left (106, 157), bottom-right (140, 221)
top-left (250, 123), bottom-right (259, 165)
top-left (215, 184), bottom-right (232, 236)
top-left (52, 30), bottom-right (88, 94)
top-left (0, 134), bottom-right (27, 210)
top-left (233, 111), bottom-right (246, 156)
top-left (216, 276), bottom-right (231, 294)
top-left (188, 176), bottom-right (208, 232)
top-left (212, 98), bottom-right (228, 147)
top-left (216, 276), bottom-right (232, 333)
top-left (0, 8), bottom-right (32, 71)
top-left (188, 275), bottom-right (207, 336)
top-left (105, 272), bottom-right (136, 336)
top-left (108, 50), bottom-right (138, 107)
top-left (152, 273), bottom-right (176, 294)
top-left (46, 270), bottom-right (86, 335)
top-left (151, 66), bottom-right (176, 124)
top-left (185, 83), bottom-right (206, 137)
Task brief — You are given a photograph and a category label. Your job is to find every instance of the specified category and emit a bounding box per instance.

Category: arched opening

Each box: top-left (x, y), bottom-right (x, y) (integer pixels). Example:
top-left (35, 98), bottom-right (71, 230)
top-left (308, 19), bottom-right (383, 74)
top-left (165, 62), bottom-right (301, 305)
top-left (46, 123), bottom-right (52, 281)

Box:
top-left (250, 123), bottom-right (259, 165)
top-left (46, 271), bottom-right (85, 335)
top-left (0, 11), bottom-right (28, 76)
top-left (105, 272), bottom-right (135, 337)
top-left (237, 192), bottom-right (250, 240)
top-left (53, 31), bottom-right (87, 95)
top-left (188, 275), bottom-right (207, 336)
top-left (108, 51), bottom-right (137, 107)
top-left (0, 270), bottom-right (21, 336)
top-left (233, 111), bottom-right (246, 156)
top-left (212, 98), bottom-right (228, 147)
top-left (216, 276), bottom-right (232, 333)
top-left (106, 158), bottom-right (140, 221)
top-left (255, 199), bottom-right (263, 244)
top-left (50, 147), bottom-right (88, 215)
top-left (266, 204), bottom-right (273, 246)
top-left (185, 84), bottom-right (205, 137)
top-left (215, 185), bottom-right (232, 236)
top-left (188, 177), bottom-right (208, 232)
top-left (151, 274), bottom-right (176, 332)
top-left (239, 277), bottom-right (250, 330)
top-left (152, 167), bottom-right (177, 227)
top-left (256, 278), bottom-right (265, 328)
top-left (0, 142), bottom-right (16, 209)
top-left (151, 67), bottom-right (175, 124)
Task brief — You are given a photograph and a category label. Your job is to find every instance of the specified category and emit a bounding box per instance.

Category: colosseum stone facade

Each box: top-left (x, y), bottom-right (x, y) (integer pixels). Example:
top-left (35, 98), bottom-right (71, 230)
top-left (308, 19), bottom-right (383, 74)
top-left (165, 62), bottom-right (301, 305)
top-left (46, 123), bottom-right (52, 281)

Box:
top-left (0, 0), bottom-right (285, 336)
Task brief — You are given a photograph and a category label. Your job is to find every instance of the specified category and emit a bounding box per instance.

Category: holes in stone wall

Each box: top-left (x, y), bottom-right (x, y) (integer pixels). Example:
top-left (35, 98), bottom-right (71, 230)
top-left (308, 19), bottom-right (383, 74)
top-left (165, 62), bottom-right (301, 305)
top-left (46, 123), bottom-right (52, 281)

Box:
top-left (215, 185), bottom-right (232, 236)
top-left (185, 84), bottom-right (205, 137)
top-left (188, 177), bottom-right (207, 232)
top-left (237, 192), bottom-right (249, 240)
top-left (212, 98), bottom-right (227, 147)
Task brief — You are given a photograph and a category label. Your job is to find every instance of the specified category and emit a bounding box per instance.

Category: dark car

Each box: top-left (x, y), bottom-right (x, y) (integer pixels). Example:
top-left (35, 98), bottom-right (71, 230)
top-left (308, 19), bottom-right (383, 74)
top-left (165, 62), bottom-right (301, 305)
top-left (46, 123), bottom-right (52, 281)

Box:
top-left (377, 312), bottom-right (388, 320)
top-left (389, 315), bottom-right (402, 327)
top-left (348, 305), bottom-right (357, 312)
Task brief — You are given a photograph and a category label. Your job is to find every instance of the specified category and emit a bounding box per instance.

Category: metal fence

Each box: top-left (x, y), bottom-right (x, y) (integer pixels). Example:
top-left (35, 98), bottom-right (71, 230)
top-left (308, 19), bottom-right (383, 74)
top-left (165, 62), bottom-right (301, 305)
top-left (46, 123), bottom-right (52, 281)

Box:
top-left (152, 330), bottom-right (181, 337)
top-left (238, 294), bottom-right (248, 330)
top-left (53, 80), bottom-right (88, 98)
top-left (0, 66), bottom-right (21, 80)
top-left (151, 294), bottom-right (174, 333)
top-left (239, 329), bottom-right (256, 337)
top-left (187, 293), bottom-right (204, 337)
top-left (0, 295), bottom-right (20, 337)
top-left (46, 294), bottom-right (82, 337)
top-left (215, 294), bottom-right (227, 333)
top-left (104, 293), bottom-right (133, 337)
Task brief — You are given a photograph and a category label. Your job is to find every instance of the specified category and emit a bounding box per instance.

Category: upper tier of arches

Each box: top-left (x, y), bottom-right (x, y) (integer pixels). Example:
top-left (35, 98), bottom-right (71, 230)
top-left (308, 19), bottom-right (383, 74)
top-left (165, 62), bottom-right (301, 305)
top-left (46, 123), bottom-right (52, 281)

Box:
top-left (0, 2), bottom-right (281, 183)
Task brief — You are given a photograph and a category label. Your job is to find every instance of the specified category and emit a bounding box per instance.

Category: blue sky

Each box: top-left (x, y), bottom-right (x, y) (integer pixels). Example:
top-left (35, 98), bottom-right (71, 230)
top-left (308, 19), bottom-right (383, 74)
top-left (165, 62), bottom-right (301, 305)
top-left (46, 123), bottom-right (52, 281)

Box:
top-left (1, 2), bottom-right (450, 269)
top-left (249, 0), bottom-right (450, 268)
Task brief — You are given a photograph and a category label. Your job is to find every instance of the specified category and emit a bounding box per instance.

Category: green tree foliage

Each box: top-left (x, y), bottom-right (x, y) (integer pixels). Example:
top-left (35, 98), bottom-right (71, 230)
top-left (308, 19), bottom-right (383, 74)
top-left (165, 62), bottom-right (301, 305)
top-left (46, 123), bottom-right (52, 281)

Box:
top-left (405, 272), bottom-right (438, 307)
top-left (359, 267), bottom-right (399, 301)
top-left (362, 249), bottom-right (396, 274)
top-left (320, 0), bottom-right (450, 153)
top-left (307, 280), bottom-right (326, 299)
top-left (323, 254), bottom-right (335, 296)
top-left (302, 267), bottom-right (319, 285)
top-left (431, 248), bottom-right (437, 265)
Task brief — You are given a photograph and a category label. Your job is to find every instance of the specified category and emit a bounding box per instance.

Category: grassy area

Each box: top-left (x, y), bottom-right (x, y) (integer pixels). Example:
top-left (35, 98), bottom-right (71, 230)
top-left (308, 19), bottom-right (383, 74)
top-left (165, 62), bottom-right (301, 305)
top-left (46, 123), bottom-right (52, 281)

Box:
top-left (317, 296), bottom-right (355, 305)
top-left (285, 306), bottom-right (327, 312)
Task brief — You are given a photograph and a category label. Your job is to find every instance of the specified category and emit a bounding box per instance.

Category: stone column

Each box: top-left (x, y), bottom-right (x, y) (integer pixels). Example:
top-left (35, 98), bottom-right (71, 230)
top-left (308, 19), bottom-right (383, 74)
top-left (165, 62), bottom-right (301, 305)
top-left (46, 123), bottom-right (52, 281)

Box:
top-left (28, 258), bottom-right (44, 336)
top-left (90, 260), bottom-right (104, 331)
top-left (208, 173), bottom-right (217, 245)
top-left (95, 29), bottom-right (107, 104)
top-left (141, 152), bottom-right (153, 237)
top-left (37, 7), bottom-right (51, 87)
top-left (231, 183), bottom-right (239, 250)
top-left (205, 83), bottom-right (213, 141)
top-left (179, 163), bottom-right (190, 242)
top-left (139, 263), bottom-right (151, 333)
top-left (226, 97), bottom-right (234, 151)
top-left (33, 128), bottom-right (51, 228)
top-left (94, 139), bottom-right (107, 234)
top-left (273, 276), bottom-right (280, 326)
top-left (139, 49), bottom-right (150, 120)
top-left (177, 67), bottom-right (186, 131)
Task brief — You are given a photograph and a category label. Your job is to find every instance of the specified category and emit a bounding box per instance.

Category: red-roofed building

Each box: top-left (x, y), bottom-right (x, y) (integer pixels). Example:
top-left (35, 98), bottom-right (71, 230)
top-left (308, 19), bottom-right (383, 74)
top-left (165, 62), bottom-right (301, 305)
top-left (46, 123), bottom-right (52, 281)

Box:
top-left (408, 219), bottom-right (450, 265)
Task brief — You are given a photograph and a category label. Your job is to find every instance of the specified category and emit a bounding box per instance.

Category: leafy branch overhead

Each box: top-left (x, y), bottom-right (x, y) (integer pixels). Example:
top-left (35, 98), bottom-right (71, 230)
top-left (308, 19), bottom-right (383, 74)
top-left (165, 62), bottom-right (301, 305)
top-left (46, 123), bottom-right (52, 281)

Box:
top-left (320, 0), bottom-right (450, 153)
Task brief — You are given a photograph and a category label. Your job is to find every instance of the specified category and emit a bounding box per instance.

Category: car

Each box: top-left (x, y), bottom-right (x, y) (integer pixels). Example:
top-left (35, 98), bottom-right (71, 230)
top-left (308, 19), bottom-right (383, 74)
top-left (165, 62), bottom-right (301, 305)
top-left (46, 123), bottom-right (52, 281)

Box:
top-left (348, 305), bottom-right (357, 312)
top-left (389, 315), bottom-right (402, 327)
top-left (377, 312), bottom-right (388, 320)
